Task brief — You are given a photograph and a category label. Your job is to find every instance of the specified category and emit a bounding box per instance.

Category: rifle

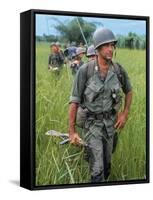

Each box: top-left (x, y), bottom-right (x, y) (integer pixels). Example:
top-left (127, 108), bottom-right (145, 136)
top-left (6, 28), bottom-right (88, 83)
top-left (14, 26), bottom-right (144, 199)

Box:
top-left (45, 130), bottom-right (87, 146)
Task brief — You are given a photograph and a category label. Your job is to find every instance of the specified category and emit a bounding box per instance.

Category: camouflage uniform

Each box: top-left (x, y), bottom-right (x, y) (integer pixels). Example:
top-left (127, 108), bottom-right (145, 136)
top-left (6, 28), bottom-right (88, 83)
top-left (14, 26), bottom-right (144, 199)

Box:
top-left (70, 60), bottom-right (132, 182)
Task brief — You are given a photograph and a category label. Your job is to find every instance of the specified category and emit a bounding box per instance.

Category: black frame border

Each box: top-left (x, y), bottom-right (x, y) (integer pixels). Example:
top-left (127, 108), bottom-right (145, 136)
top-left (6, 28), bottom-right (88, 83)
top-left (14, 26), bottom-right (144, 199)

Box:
top-left (20, 9), bottom-right (150, 190)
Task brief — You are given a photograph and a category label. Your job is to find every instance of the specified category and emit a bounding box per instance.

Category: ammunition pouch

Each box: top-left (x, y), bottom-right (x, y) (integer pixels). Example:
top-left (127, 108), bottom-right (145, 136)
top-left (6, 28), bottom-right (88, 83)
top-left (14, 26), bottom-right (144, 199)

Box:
top-left (76, 106), bottom-right (89, 128)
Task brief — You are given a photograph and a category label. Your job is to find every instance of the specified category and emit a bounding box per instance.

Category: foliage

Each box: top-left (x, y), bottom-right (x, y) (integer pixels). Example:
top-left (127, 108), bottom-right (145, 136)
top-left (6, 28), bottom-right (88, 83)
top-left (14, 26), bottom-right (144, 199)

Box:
top-left (35, 42), bottom-right (146, 185)
top-left (116, 33), bottom-right (146, 49)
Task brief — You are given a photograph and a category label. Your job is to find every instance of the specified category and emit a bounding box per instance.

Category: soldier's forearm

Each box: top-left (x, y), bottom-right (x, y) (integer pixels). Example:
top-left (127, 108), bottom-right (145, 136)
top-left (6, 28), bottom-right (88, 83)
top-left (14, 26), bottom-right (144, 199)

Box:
top-left (69, 102), bottom-right (79, 134)
top-left (123, 91), bottom-right (133, 115)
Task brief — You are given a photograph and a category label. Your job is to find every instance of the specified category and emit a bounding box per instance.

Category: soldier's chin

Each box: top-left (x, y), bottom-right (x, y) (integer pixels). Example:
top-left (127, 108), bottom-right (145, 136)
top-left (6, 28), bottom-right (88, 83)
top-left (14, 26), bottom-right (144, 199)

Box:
top-left (105, 57), bottom-right (112, 62)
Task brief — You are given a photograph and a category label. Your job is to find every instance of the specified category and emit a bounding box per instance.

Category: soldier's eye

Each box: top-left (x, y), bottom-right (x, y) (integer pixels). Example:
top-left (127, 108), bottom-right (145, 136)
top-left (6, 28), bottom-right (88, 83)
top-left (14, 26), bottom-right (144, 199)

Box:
top-left (103, 44), bottom-right (109, 47)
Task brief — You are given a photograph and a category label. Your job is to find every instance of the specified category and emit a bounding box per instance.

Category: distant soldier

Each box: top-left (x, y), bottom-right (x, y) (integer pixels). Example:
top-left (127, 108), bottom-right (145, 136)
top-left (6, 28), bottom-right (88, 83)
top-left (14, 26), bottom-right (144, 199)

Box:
top-left (64, 42), bottom-right (77, 61)
top-left (56, 42), bottom-right (65, 60)
top-left (48, 43), bottom-right (64, 75)
top-left (70, 47), bottom-right (86, 76)
top-left (86, 45), bottom-right (97, 61)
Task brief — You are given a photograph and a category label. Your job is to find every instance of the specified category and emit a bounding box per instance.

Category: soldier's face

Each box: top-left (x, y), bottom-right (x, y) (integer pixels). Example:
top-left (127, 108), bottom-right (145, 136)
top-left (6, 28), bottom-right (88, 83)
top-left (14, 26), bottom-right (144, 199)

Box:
top-left (78, 53), bottom-right (85, 59)
top-left (51, 45), bottom-right (58, 53)
top-left (88, 55), bottom-right (96, 61)
top-left (98, 42), bottom-right (115, 61)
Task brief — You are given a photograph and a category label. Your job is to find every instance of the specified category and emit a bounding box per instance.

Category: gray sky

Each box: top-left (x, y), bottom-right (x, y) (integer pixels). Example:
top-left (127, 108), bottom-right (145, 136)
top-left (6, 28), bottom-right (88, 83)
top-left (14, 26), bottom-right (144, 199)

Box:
top-left (36, 14), bottom-right (146, 36)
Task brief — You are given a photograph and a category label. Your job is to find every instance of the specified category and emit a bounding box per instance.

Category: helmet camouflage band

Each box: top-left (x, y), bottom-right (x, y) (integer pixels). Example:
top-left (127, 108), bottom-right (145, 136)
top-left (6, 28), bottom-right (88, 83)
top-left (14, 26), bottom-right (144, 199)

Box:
top-left (93, 28), bottom-right (117, 49)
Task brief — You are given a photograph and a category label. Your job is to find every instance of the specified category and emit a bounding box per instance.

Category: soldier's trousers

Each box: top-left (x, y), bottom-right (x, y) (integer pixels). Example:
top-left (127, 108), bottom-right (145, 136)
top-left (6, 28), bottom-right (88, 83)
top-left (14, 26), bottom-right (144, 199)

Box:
top-left (83, 120), bottom-right (114, 183)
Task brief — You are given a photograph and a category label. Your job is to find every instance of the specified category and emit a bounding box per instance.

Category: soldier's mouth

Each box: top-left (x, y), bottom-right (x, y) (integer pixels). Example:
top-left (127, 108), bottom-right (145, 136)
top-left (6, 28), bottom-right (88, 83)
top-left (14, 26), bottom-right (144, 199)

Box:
top-left (106, 55), bottom-right (113, 59)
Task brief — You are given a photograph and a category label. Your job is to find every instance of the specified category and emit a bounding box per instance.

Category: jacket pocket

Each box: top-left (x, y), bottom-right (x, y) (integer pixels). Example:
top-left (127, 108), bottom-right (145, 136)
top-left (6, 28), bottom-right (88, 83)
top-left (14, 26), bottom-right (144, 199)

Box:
top-left (84, 82), bottom-right (103, 103)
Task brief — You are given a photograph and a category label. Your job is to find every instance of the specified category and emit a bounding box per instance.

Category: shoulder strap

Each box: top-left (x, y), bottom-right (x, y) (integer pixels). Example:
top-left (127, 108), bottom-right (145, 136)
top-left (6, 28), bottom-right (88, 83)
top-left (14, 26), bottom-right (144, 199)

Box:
top-left (86, 60), bottom-right (96, 80)
top-left (85, 60), bottom-right (124, 86)
top-left (80, 60), bottom-right (95, 105)
top-left (112, 62), bottom-right (124, 86)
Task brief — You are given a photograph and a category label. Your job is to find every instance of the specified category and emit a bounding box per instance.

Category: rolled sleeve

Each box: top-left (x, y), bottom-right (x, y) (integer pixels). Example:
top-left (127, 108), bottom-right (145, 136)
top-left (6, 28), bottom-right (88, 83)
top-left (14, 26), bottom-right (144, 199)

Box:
top-left (69, 96), bottom-right (81, 103)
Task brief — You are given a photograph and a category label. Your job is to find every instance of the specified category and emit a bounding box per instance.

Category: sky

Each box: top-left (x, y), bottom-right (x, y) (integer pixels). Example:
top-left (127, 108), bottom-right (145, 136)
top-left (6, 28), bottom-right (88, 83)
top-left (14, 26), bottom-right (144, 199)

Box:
top-left (35, 14), bottom-right (146, 36)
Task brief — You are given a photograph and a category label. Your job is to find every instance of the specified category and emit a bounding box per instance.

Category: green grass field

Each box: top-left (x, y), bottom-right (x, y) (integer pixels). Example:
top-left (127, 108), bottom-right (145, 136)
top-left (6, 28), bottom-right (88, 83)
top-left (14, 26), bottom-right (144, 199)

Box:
top-left (35, 42), bottom-right (146, 186)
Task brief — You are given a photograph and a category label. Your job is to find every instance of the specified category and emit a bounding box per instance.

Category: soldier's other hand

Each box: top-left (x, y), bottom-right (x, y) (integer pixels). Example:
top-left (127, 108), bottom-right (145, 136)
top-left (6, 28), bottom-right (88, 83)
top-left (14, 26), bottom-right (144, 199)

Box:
top-left (69, 132), bottom-right (82, 145)
top-left (73, 60), bottom-right (79, 64)
top-left (114, 112), bottom-right (128, 129)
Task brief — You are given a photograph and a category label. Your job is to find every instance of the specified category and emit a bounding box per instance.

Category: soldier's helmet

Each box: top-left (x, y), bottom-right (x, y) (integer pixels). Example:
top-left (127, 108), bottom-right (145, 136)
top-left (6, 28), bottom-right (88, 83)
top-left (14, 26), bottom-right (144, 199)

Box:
top-left (71, 52), bottom-right (77, 59)
top-left (76, 47), bottom-right (86, 56)
top-left (93, 28), bottom-right (117, 49)
top-left (86, 45), bottom-right (96, 57)
top-left (56, 41), bottom-right (61, 47)
top-left (50, 42), bottom-right (56, 47)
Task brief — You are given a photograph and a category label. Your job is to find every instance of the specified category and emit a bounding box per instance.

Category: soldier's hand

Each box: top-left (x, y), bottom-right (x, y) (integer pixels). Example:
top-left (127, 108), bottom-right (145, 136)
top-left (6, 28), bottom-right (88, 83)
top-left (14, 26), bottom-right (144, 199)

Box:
top-left (114, 112), bottom-right (128, 129)
top-left (73, 60), bottom-right (79, 64)
top-left (69, 132), bottom-right (82, 145)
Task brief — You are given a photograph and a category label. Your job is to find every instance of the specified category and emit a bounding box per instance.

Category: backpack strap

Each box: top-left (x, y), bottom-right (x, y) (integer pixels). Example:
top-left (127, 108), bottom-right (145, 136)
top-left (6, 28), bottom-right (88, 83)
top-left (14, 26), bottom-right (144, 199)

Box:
top-left (112, 62), bottom-right (124, 87)
top-left (85, 60), bottom-right (124, 87)
top-left (86, 60), bottom-right (96, 80)
top-left (80, 60), bottom-right (95, 105)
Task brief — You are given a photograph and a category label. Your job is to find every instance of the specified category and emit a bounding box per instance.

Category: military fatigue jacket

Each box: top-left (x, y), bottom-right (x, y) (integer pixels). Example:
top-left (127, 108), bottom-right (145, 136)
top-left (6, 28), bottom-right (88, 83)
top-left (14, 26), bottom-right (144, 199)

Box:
top-left (70, 60), bottom-right (132, 135)
top-left (48, 52), bottom-right (64, 68)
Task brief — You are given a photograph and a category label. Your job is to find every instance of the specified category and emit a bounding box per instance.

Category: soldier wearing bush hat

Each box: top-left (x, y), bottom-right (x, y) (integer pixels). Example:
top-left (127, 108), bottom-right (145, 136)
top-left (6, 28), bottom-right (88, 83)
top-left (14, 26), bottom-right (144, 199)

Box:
top-left (68, 27), bottom-right (133, 182)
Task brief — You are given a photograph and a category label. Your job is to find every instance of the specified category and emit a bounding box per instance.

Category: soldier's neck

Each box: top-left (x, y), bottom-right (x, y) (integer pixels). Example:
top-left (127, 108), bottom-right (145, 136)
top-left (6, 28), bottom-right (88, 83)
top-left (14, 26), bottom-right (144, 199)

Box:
top-left (97, 57), bottom-right (109, 71)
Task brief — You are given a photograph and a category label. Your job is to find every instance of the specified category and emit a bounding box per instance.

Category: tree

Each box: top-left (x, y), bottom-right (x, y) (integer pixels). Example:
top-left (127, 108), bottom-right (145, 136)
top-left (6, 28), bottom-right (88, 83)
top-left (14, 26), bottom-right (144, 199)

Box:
top-left (41, 34), bottom-right (59, 43)
top-left (36, 35), bottom-right (44, 42)
top-left (116, 32), bottom-right (146, 49)
top-left (54, 17), bottom-right (96, 45)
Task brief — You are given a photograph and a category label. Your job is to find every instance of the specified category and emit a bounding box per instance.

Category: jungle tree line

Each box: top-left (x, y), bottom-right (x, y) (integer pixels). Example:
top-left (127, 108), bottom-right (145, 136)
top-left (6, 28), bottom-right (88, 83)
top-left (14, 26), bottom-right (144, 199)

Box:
top-left (36, 17), bottom-right (146, 49)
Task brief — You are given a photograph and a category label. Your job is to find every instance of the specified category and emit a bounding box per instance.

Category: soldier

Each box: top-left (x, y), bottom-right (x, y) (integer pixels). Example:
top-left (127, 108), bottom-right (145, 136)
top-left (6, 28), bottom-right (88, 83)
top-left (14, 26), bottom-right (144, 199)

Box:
top-left (63, 42), bottom-right (77, 67)
top-left (67, 42), bottom-right (77, 61)
top-left (48, 43), bottom-right (64, 75)
top-left (56, 42), bottom-right (65, 60)
top-left (68, 28), bottom-right (132, 183)
top-left (70, 47), bottom-right (86, 76)
top-left (86, 45), bottom-right (97, 61)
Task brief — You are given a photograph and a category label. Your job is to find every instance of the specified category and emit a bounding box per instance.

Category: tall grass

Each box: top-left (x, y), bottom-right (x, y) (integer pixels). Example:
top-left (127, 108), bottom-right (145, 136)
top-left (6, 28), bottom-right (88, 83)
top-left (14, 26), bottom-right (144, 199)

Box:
top-left (35, 42), bottom-right (146, 185)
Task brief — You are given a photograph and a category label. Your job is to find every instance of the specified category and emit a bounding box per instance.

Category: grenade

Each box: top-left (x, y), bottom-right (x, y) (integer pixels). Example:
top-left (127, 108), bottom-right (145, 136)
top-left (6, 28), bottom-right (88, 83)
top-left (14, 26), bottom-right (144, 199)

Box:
top-left (111, 89), bottom-right (122, 113)
top-left (111, 89), bottom-right (117, 100)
